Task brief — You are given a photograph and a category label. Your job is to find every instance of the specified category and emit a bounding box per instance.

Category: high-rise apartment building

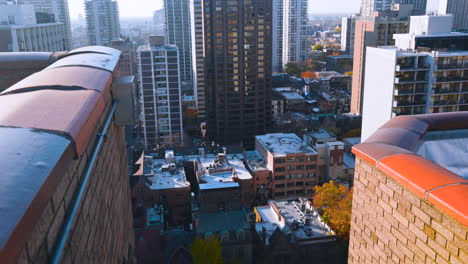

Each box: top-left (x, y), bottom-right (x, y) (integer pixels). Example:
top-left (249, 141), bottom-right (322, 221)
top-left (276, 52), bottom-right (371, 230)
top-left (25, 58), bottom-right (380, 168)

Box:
top-left (164, 0), bottom-right (193, 89)
top-left (0, 4), bottom-right (67, 52)
top-left (341, 15), bottom-right (356, 54)
top-left (110, 38), bottom-right (136, 77)
top-left (84, 0), bottom-right (120, 46)
top-left (437, 0), bottom-right (468, 31)
top-left (204, 0), bottom-right (273, 146)
top-left (361, 15), bottom-right (468, 140)
top-left (399, 0), bottom-right (428, 11)
top-left (360, 0), bottom-right (394, 18)
top-left (350, 6), bottom-right (412, 115)
top-left (281, 0), bottom-right (309, 67)
top-left (190, 0), bottom-right (206, 119)
top-left (138, 36), bottom-right (184, 149)
top-left (17, 0), bottom-right (72, 50)
top-left (272, 0), bottom-right (284, 72)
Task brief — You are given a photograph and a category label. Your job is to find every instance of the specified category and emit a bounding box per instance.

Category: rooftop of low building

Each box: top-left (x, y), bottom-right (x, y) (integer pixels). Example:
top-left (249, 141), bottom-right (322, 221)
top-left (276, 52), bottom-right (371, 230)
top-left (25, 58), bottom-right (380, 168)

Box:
top-left (256, 198), bottom-right (335, 244)
top-left (256, 133), bottom-right (317, 157)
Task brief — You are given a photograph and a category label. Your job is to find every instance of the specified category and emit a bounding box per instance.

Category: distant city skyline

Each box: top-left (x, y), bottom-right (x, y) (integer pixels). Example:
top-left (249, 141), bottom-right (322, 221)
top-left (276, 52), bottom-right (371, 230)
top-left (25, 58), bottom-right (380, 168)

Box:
top-left (68, 0), bottom-right (361, 19)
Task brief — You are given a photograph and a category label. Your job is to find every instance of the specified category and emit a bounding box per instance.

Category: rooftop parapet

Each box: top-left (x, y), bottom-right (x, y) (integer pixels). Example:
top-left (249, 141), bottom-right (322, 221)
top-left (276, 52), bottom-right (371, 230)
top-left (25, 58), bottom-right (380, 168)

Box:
top-left (352, 112), bottom-right (468, 226)
top-left (0, 46), bottom-right (136, 263)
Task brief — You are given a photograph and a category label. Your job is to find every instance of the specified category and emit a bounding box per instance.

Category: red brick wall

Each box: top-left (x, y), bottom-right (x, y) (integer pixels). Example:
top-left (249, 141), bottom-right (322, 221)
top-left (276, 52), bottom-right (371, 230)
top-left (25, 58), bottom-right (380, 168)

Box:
top-left (18, 103), bottom-right (135, 263)
top-left (349, 157), bottom-right (467, 264)
top-left (271, 154), bottom-right (318, 199)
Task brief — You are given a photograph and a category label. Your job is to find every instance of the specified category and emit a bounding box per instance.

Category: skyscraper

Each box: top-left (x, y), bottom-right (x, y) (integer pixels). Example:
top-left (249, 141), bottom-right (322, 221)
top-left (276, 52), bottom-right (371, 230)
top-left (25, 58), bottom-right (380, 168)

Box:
top-left (204, 0), bottom-right (272, 146)
top-left (84, 0), bottom-right (120, 46)
top-left (437, 0), bottom-right (468, 31)
top-left (361, 15), bottom-right (468, 140)
top-left (138, 36), bottom-right (184, 149)
top-left (360, 0), bottom-right (395, 18)
top-left (350, 6), bottom-right (412, 115)
top-left (399, 0), bottom-right (428, 11)
top-left (272, 0), bottom-right (284, 72)
top-left (17, 0), bottom-right (72, 50)
top-left (281, 0), bottom-right (309, 67)
top-left (341, 15), bottom-right (356, 55)
top-left (164, 0), bottom-right (193, 92)
top-left (190, 0), bottom-right (206, 119)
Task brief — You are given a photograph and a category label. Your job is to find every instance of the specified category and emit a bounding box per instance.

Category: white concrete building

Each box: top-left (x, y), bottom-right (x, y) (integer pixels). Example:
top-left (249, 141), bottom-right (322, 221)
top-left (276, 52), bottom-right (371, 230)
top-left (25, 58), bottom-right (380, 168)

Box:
top-left (438, 0), bottom-right (468, 30)
top-left (18, 0), bottom-right (72, 49)
top-left (190, 0), bottom-right (206, 119)
top-left (0, 4), bottom-right (66, 52)
top-left (84, 0), bottom-right (120, 46)
top-left (272, 0), bottom-right (284, 72)
top-left (164, 0), bottom-right (193, 90)
top-left (361, 15), bottom-right (468, 140)
top-left (341, 16), bottom-right (356, 54)
top-left (138, 37), bottom-right (184, 149)
top-left (281, 0), bottom-right (308, 68)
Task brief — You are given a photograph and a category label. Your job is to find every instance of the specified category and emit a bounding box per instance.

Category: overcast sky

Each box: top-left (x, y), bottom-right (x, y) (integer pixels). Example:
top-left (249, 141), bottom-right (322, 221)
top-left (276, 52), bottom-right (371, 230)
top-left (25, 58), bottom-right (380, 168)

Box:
top-left (68, 0), bottom-right (361, 19)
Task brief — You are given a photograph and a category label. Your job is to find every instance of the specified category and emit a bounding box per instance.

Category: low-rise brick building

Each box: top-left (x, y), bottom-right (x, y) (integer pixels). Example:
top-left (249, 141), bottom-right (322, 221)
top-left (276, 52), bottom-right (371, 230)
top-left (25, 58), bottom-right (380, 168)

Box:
top-left (255, 133), bottom-right (319, 199)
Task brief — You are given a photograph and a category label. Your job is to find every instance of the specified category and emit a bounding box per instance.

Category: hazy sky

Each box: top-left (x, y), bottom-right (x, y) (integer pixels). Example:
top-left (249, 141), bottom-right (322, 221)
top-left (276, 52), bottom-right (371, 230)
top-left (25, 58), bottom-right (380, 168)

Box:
top-left (69, 0), bottom-right (361, 19)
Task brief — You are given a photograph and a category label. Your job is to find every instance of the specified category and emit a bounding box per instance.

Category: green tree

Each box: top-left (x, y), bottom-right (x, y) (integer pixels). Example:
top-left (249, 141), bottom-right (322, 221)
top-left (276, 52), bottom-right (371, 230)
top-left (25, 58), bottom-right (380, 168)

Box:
top-left (284, 62), bottom-right (301, 76)
top-left (312, 44), bottom-right (323, 51)
top-left (191, 236), bottom-right (224, 264)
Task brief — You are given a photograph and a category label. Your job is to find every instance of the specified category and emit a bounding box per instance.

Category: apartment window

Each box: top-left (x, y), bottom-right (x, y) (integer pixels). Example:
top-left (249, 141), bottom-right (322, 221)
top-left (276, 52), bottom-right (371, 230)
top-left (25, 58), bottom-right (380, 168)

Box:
top-left (274, 167), bottom-right (285, 173)
top-left (274, 176), bottom-right (285, 180)
top-left (307, 156), bottom-right (316, 162)
top-left (275, 192), bottom-right (285, 197)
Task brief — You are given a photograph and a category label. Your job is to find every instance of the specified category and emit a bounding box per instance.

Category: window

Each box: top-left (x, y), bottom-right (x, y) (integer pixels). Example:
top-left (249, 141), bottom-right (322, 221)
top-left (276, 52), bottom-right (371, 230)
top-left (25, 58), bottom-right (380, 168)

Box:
top-left (307, 156), bottom-right (317, 162)
top-left (274, 167), bottom-right (285, 172)
top-left (275, 176), bottom-right (285, 180)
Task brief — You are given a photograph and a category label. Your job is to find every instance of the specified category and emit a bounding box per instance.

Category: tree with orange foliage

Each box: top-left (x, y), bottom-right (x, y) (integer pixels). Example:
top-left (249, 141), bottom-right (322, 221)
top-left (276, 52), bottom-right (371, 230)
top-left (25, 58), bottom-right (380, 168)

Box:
top-left (313, 181), bottom-right (353, 239)
top-left (301, 71), bottom-right (316, 79)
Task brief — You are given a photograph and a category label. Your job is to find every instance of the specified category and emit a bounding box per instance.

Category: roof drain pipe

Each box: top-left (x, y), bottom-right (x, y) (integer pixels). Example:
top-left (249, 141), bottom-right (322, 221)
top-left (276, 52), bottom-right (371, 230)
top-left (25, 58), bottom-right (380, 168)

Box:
top-left (51, 102), bottom-right (118, 264)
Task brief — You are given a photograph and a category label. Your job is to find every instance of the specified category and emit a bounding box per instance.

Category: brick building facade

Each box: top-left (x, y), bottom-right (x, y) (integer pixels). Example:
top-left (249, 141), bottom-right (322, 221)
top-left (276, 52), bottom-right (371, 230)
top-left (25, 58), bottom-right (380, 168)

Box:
top-left (255, 134), bottom-right (319, 199)
top-left (349, 113), bottom-right (468, 264)
top-left (0, 47), bottom-right (135, 263)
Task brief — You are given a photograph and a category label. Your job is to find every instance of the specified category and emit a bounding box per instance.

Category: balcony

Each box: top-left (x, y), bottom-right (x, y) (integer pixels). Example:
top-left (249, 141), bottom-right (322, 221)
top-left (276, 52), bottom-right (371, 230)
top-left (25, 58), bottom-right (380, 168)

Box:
top-left (349, 112), bottom-right (468, 264)
top-left (393, 100), bottom-right (426, 107)
top-left (396, 63), bottom-right (430, 72)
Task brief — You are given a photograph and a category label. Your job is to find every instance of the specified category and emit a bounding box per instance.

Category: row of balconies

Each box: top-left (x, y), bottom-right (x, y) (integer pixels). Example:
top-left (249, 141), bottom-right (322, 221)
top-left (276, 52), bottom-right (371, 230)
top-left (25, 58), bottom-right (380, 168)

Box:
top-left (395, 64), bottom-right (430, 71)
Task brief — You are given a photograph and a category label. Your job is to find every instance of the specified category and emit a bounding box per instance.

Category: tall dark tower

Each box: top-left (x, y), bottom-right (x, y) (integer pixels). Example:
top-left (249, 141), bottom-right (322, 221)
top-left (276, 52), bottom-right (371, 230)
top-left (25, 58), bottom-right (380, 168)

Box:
top-left (203, 0), bottom-right (272, 147)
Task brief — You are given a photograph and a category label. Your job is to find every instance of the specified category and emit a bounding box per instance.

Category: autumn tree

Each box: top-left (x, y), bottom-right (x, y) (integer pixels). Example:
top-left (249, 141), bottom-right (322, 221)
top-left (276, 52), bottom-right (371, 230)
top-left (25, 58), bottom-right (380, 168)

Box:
top-left (313, 181), bottom-right (353, 239)
top-left (191, 236), bottom-right (224, 264)
top-left (301, 71), bottom-right (316, 79)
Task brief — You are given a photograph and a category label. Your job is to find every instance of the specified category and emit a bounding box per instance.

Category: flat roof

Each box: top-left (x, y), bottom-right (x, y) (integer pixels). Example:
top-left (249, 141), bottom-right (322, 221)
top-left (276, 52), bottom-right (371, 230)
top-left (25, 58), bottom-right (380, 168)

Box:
top-left (146, 159), bottom-right (190, 190)
top-left (304, 129), bottom-right (336, 140)
top-left (256, 133), bottom-right (317, 157)
top-left (197, 153), bottom-right (252, 190)
top-left (196, 210), bottom-right (250, 233)
top-left (280, 91), bottom-right (305, 100)
top-left (271, 199), bottom-right (335, 240)
top-left (343, 137), bottom-right (361, 146)
top-left (244, 150), bottom-right (268, 172)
